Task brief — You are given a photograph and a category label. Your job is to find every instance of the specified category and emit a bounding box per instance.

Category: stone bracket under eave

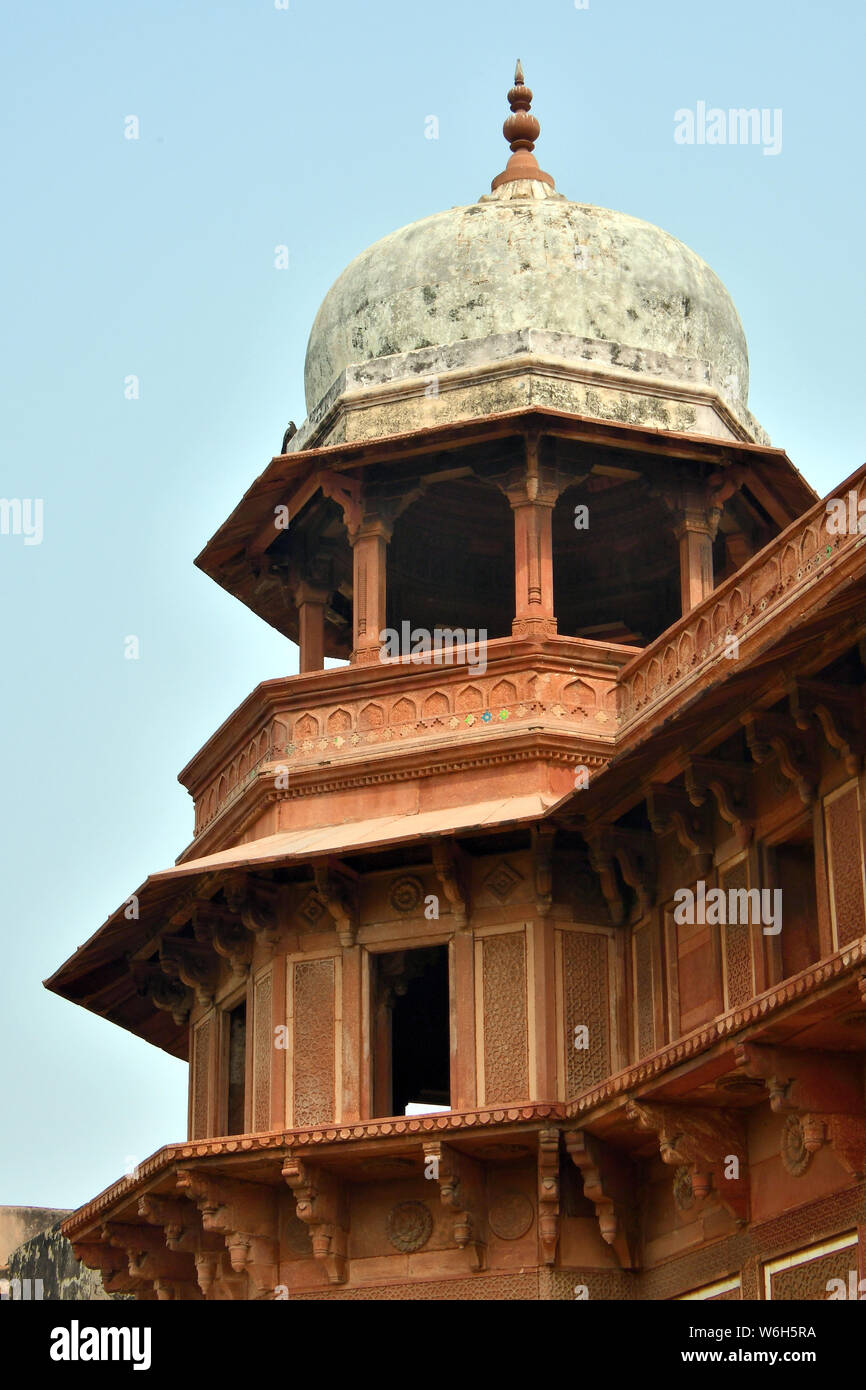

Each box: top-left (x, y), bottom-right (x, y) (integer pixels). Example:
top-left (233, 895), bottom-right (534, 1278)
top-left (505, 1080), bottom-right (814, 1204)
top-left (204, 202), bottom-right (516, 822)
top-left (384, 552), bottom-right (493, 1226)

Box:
top-left (564, 1129), bottom-right (640, 1269)
top-left (176, 1169), bottom-right (279, 1297)
top-left (741, 709), bottom-right (817, 805)
top-left (788, 676), bottom-right (864, 777)
top-left (585, 827), bottom-right (655, 925)
top-left (423, 1139), bottom-right (488, 1272)
top-left (734, 1042), bottom-right (866, 1179)
top-left (685, 757), bottom-right (754, 850)
top-left (282, 1156), bottom-right (349, 1285)
top-left (646, 783), bottom-right (714, 879)
top-left (313, 860), bottom-right (360, 948)
top-left (431, 839), bottom-right (470, 928)
top-left (625, 1099), bottom-right (749, 1225)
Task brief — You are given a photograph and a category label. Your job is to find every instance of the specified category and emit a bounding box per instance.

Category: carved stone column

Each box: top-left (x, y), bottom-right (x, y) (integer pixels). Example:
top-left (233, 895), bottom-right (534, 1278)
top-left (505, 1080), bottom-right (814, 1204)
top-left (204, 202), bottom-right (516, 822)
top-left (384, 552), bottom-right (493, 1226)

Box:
top-left (675, 503), bottom-right (715, 614)
top-left (350, 517), bottom-right (392, 664)
top-left (508, 431), bottom-right (558, 640)
top-left (295, 581), bottom-right (329, 674)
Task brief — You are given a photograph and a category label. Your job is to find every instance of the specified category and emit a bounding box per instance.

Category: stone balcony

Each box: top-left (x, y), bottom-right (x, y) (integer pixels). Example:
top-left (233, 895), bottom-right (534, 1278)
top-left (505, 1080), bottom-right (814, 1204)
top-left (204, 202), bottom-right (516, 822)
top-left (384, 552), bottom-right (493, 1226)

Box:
top-left (180, 634), bottom-right (633, 855)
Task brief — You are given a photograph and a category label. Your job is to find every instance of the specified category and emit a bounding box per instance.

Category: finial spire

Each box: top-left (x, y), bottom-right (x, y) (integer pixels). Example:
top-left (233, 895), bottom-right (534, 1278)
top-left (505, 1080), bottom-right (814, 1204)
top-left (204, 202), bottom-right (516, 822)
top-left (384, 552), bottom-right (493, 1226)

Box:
top-left (491, 60), bottom-right (555, 191)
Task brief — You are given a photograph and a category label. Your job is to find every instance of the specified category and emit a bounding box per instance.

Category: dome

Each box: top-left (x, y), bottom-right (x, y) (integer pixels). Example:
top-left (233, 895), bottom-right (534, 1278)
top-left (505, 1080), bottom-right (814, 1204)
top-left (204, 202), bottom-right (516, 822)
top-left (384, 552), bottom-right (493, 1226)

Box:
top-left (301, 65), bottom-right (760, 446)
top-left (304, 193), bottom-right (749, 414)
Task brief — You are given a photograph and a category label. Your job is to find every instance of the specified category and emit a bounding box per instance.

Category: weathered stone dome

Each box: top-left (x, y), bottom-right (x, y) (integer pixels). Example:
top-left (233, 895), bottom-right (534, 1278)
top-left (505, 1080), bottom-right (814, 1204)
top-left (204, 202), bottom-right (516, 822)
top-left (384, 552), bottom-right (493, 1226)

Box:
top-left (304, 188), bottom-right (749, 417)
top-left (298, 65), bottom-right (763, 448)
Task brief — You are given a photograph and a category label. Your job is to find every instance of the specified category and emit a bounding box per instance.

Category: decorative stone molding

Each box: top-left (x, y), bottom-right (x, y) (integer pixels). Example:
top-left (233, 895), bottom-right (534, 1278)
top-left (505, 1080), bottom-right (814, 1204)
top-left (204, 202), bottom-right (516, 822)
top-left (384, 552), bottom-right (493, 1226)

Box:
top-left (422, 1140), bottom-right (487, 1271)
top-left (386, 1201), bottom-right (433, 1253)
top-left (388, 875), bottom-right (424, 914)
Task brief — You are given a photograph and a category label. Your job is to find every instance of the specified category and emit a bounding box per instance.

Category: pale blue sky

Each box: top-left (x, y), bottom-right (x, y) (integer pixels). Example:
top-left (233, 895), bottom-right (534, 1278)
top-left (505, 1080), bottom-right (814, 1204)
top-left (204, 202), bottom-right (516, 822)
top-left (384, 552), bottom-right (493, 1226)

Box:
top-left (1, 0), bottom-right (864, 1207)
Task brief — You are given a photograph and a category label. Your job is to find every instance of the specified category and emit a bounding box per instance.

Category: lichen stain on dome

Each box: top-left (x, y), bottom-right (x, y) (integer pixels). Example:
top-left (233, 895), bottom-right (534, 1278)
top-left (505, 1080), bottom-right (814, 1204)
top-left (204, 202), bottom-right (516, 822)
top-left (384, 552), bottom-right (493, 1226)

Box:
top-left (303, 196), bottom-right (750, 417)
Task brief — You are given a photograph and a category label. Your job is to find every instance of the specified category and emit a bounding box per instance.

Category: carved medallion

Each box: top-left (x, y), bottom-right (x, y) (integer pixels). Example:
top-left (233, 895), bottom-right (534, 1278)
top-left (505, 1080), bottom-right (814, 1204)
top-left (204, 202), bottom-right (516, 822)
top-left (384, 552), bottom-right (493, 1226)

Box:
top-left (298, 891), bottom-right (326, 928)
top-left (386, 1201), bottom-right (433, 1253)
top-left (673, 1165), bottom-right (694, 1212)
top-left (484, 861), bottom-right (522, 903)
top-left (780, 1114), bottom-right (812, 1177)
top-left (488, 1191), bottom-right (534, 1241)
top-left (389, 876), bottom-right (424, 914)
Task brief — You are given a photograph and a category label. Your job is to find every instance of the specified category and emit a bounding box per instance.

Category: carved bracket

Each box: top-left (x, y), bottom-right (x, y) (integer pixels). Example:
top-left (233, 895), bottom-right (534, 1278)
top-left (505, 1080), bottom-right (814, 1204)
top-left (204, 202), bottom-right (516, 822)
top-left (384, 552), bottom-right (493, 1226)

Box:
top-left (626, 1099), bottom-right (749, 1224)
top-left (537, 1128), bottom-right (561, 1266)
top-left (318, 469), bottom-right (363, 537)
top-left (586, 828), bottom-right (655, 923)
top-left (788, 678), bottom-right (864, 776)
top-left (646, 784), bottom-right (714, 878)
top-left (734, 1043), bottom-right (866, 1177)
top-left (312, 861), bottom-right (359, 948)
top-left (158, 936), bottom-right (219, 1006)
top-left (422, 1140), bottom-right (487, 1272)
top-left (564, 1129), bottom-right (640, 1268)
top-left (224, 874), bottom-right (283, 949)
top-left (685, 757), bottom-right (753, 848)
top-left (193, 902), bottom-right (252, 980)
top-left (282, 1156), bottom-right (349, 1285)
top-left (431, 840), bottom-right (470, 929)
top-left (741, 710), bottom-right (816, 805)
top-left (532, 825), bottom-right (556, 917)
top-left (176, 1170), bottom-right (279, 1296)
top-left (128, 962), bottom-right (192, 1026)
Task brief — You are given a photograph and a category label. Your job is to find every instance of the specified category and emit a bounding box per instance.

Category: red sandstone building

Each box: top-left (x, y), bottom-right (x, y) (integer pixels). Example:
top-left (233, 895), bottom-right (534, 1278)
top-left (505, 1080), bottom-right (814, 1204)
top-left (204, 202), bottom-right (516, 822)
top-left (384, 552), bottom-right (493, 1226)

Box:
top-left (47, 70), bottom-right (866, 1301)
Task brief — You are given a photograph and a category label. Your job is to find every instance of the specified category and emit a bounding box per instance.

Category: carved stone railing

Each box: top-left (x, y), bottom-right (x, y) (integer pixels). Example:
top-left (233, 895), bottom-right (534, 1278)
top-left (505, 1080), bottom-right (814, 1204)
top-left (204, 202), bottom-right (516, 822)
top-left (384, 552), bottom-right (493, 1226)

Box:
top-left (617, 463), bottom-right (866, 739)
top-left (188, 636), bottom-right (629, 835)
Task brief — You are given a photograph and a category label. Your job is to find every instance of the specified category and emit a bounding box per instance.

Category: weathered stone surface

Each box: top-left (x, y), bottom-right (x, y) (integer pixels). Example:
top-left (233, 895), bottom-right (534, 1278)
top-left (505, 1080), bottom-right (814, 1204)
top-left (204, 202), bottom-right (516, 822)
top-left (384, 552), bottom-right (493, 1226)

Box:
top-left (2, 1211), bottom-right (126, 1300)
top-left (303, 182), bottom-right (759, 445)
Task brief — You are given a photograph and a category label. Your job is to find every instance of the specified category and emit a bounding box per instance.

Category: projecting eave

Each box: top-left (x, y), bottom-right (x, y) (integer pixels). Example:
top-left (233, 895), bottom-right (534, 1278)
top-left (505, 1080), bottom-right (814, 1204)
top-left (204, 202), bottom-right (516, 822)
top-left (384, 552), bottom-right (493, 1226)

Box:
top-left (195, 405), bottom-right (816, 642)
top-left (44, 791), bottom-right (563, 1053)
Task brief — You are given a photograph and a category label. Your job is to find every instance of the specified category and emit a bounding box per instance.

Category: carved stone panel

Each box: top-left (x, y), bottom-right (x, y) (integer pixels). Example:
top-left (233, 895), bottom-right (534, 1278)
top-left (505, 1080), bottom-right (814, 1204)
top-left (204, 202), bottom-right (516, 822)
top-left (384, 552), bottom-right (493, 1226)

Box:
top-left (252, 970), bottom-right (272, 1133)
top-left (191, 1015), bottom-right (213, 1140)
top-left (291, 957), bottom-right (337, 1128)
top-left (562, 930), bottom-right (611, 1091)
top-left (719, 858), bottom-right (754, 1009)
top-left (764, 1235), bottom-right (859, 1300)
top-left (825, 783), bottom-right (866, 947)
top-left (480, 932), bottom-right (529, 1104)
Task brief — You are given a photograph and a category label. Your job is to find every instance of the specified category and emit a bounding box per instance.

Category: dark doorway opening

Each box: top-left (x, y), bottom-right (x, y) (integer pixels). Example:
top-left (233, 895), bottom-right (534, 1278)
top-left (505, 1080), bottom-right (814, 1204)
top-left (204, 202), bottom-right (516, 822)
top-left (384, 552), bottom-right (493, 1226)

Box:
top-left (768, 828), bottom-right (820, 979)
top-left (225, 1000), bottom-right (247, 1136)
top-left (372, 945), bottom-right (451, 1118)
